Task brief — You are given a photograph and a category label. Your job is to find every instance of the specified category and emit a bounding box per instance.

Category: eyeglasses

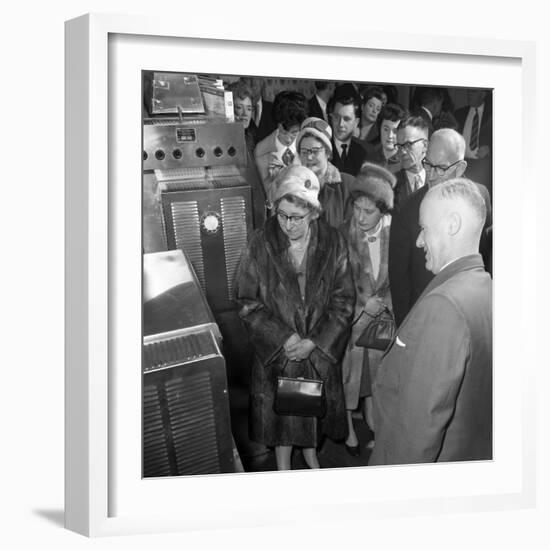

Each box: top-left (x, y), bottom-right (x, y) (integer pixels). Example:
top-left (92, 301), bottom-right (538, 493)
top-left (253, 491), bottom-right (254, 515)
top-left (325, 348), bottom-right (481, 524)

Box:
top-left (422, 158), bottom-right (462, 176)
top-left (395, 138), bottom-right (426, 152)
top-left (299, 146), bottom-right (324, 158)
top-left (276, 211), bottom-right (310, 224)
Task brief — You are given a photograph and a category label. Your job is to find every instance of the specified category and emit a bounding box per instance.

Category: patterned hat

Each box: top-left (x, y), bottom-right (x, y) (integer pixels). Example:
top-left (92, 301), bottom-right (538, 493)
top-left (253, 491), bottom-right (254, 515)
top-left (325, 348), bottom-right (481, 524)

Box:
top-left (348, 162), bottom-right (396, 211)
top-left (271, 165), bottom-right (321, 210)
top-left (296, 117), bottom-right (333, 154)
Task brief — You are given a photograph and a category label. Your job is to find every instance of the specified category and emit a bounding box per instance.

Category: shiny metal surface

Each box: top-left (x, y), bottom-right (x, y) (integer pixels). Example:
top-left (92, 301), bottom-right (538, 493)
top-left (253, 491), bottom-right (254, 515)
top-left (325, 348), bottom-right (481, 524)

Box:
top-left (143, 121), bottom-right (246, 170)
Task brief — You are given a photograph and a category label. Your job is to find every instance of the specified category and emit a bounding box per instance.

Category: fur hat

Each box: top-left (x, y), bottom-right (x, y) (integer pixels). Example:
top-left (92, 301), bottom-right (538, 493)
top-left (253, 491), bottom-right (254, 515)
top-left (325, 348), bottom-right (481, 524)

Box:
top-left (348, 162), bottom-right (396, 212)
top-left (296, 117), bottom-right (333, 154)
top-left (271, 165), bottom-right (321, 211)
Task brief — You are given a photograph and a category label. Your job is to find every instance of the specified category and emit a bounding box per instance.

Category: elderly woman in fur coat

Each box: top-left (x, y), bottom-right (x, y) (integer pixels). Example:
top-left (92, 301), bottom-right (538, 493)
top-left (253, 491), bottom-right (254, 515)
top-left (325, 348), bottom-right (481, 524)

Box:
top-left (234, 165), bottom-right (355, 470)
top-left (339, 163), bottom-right (396, 457)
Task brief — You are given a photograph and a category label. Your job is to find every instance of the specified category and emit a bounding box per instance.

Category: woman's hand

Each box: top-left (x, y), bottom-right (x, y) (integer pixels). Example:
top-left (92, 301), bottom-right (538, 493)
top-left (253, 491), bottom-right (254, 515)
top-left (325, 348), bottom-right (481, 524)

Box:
top-left (285, 338), bottom-right (316, 361)
top-left (364, 296), bottom-right (385, 317)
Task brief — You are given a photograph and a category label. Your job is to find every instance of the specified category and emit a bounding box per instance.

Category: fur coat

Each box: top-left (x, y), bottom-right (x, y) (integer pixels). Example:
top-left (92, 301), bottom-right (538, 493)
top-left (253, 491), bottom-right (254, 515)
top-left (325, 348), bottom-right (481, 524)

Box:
top-left (234, 216), bottom-right (355, 447)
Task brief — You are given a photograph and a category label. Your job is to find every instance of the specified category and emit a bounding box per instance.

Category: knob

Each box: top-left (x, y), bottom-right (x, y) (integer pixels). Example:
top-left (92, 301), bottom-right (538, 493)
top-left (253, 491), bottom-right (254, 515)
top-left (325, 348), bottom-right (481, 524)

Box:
top-left (155, 149), bottom-right (165, 160)
top-left (213, 146), bottom-right (223, 158)
top-left (227, 146), bottom-right (236, 157)
top-left (172, 148), bottom-right (183, 160)
top-left (196, 147), bottom-right (205, 158)
top-left (143, 151), bottom-right (148, 161)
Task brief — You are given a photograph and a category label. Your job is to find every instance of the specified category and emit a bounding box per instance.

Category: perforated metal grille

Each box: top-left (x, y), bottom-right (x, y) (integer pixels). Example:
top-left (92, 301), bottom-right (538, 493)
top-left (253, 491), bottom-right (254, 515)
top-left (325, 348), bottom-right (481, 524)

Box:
top-left (164, 372), bottom-right (220, 475)
top-left (170, 201), bottom-right (206, 291)
top-left (143, 331), bottom-right (218, 373)
top-left (220, 196), bottom-right (247, 299)
top-left (143, 385), bottom-right (172, 478)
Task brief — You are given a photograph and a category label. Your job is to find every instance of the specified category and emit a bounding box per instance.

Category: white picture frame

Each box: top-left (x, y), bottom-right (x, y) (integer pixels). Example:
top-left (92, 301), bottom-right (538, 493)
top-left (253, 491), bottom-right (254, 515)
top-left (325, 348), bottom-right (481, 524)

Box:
top-left (65, 12), bottom-right (537, 537)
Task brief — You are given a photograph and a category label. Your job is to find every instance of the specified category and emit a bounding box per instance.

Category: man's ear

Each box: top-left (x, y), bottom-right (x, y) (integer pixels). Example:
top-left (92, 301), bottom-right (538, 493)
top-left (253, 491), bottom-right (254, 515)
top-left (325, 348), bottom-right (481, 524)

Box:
top-left (448, 211), bottom-right (462, 236)
top-left (455, 159), bottom-right (468, 178)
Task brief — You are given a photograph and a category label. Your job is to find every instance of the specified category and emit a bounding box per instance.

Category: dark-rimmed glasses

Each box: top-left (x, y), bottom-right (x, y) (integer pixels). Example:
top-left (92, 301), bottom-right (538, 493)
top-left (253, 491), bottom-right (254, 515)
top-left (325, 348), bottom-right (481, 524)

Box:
top-left (422, 158), bottom-right (462, 176)
top-left (299, 147), bottom-right (324, 158)
top-left (395, 138), bottom-right (426, 152)
top-left (276, 211), bottom-right (310, 224)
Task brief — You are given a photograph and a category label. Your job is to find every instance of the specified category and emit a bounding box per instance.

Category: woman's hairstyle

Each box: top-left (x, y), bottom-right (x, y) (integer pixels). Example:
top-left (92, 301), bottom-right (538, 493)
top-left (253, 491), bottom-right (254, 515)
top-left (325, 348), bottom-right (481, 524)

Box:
top-left (361, 85), bottom-right (385, 106)
top-left (227, 80), bottom-right (254, 102)
top-left (272, 91), bottom-right (308, 130)
top-left (377, 103), bottom-right (407, 130)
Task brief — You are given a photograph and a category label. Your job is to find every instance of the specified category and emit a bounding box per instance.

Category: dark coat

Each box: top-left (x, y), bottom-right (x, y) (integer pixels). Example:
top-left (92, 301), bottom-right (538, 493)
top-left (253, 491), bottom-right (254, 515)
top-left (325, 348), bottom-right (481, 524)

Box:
top-left (389, 183), bottom-right (492, 326)
top-left (234, 216), bottom-right (355, 447)
top-left (392, 169), bottom-right (417, 210)
top-left (364, 142), bottom-right (401, 173)
top-left (369, 255), bottom-right (492, 465)
top-left (254, 99), bottom-right (276, 143)
top-left (454, 104), bottom-right (493, 199)
top-left (330, 138), bottom-right (367, 176)
top-left (308, 95), bottom-right (326, 121)
top-left (318, 162), bottom-right (355, 228)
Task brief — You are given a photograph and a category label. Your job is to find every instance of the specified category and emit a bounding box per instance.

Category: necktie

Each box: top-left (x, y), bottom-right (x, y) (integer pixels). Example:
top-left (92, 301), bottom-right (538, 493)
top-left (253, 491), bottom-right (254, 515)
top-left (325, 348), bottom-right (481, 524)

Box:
top-left (470, 108), bottom-right (479, 151)
top-left (341, 143), bottom-right (348, 163)
top-left (282, 148), bottom-right (294, 166)
top-left (414, 174), bottom-right (422, 192)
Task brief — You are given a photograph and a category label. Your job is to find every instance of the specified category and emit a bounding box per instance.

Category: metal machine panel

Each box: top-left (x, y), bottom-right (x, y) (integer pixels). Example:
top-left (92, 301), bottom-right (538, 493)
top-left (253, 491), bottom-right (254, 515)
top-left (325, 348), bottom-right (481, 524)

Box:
top-left (143, 250), bottom-right (235, 477)
top-left (143, 121), bottom-right (246, 171)
top-left (161, 185), bottom-right (252, 313)
top-left (143, 329), bottom-right (234, 477)
top-left (150, 72), bottom-right (205, 115)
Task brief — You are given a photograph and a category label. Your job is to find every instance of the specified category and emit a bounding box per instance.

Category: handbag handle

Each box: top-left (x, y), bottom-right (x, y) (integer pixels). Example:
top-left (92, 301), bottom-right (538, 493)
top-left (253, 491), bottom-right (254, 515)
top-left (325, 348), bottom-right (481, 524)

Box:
top-left (280, 357), bottom-right (323, 381)
top-left (351, 303), bottom-right (393, 326)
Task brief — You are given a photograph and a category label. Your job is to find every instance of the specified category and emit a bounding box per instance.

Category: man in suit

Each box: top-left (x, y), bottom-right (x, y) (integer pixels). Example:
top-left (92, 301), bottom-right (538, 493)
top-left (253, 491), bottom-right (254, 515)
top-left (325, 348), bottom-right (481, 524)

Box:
top-left (454, 89), bottom-right (493, 199)
top-left (388, 128), bottom-right (492, 327)
top-left (327, 94), bottom-right (367, 176)
top-left (308, 81), bottom-right (335, 121)
top-left (369, 178), bottom-right (492, 465)
top-left (392, 115), bottom-right (429, 209)
top-left (242, 77), bottom-right (277, 143)
top-left (411, 86), bottom-right (444, 135)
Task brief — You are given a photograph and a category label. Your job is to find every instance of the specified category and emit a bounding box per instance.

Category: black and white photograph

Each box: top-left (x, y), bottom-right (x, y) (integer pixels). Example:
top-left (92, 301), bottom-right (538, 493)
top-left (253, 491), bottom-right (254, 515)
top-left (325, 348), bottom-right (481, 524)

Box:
top-left (142, 71), bottom-right (493, 477)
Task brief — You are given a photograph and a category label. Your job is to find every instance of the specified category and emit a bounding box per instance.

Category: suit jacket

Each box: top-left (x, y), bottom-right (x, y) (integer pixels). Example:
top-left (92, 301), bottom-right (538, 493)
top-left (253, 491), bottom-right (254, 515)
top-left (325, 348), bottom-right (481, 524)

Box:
top-left (369, 254), bottom-right (492, 465)
top-left (308, 95), bottom-right (326, 121)
top-left (389, 183), bottom-right (492, 327)
top-left (454, 104), bottom-right (493, 199)
top-left (392, 169), bottom-right (419, 210)
top-left (254, 129), bottom-right (300, 199)
top-left (331, 138), bottom-right (367, 176)
top-left (254, 99), bottom-right (276, 143)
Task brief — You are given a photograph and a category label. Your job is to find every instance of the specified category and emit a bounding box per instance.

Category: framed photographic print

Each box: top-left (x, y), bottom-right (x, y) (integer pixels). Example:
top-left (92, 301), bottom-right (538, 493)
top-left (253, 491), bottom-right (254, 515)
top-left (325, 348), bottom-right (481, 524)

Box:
top-left (65, 13), bottom-right (536, 537)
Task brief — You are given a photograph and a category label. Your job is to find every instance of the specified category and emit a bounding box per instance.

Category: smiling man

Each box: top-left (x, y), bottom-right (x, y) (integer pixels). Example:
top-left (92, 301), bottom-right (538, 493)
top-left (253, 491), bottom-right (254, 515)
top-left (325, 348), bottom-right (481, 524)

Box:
top-left (369, 178), bottom-right (492, 466)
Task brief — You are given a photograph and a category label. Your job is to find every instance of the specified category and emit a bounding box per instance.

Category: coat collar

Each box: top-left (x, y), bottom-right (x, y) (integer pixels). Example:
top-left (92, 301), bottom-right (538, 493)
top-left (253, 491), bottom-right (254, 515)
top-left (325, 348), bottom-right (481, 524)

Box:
top-left (263, 216), bottom-right (332, 306)
top-left (420, 254), bottom-right (485, 300)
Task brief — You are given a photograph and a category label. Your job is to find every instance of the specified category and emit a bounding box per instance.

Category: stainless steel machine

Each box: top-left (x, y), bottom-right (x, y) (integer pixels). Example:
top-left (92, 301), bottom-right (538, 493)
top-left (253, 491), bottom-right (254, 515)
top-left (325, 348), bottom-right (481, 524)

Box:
top-left (142, 250), bottom-right (240, 477)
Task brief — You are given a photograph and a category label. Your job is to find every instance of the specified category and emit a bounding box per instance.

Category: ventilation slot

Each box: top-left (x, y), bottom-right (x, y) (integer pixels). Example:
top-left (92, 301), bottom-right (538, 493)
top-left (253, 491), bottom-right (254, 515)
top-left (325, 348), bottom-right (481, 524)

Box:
top-left (142, 385), bottom-right (172, 478)
top-left (170, 201), bottom-right (206, 291)
top-left (220, 196), bottom-right (247, 299)
top-left (165, 372), bottom-right (220, 475)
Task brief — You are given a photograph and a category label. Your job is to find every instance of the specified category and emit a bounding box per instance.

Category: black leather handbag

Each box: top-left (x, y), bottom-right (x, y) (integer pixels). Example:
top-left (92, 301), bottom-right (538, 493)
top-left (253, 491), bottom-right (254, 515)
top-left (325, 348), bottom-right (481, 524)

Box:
top-left (274, 359), bottom-right (326, 418)
top-left (355, 307), bottom-right (396, 351)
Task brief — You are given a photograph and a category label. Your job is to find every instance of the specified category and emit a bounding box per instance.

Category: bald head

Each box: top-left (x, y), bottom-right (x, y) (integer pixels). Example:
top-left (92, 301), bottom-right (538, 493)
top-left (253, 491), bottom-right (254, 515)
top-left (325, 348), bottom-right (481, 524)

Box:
top-left (416, 178), bottom-right (486, 273)
top-left (425, 128), bottom-right (468, 187)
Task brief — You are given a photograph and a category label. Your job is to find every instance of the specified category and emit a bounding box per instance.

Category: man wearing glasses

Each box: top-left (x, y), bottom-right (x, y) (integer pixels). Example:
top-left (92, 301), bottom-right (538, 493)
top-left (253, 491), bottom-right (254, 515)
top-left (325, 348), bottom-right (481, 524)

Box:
top-left (389, 128), bottom-right (472, 327)
top-left (392, 116), bottom-right (430, 209)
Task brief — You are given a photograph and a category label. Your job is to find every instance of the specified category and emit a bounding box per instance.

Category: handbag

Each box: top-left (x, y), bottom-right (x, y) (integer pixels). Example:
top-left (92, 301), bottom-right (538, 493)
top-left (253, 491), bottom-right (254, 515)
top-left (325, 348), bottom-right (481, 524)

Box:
top-left (274, 359), bottom-right (326, 418)
top-left (355, 306), bottom-right (396, 351)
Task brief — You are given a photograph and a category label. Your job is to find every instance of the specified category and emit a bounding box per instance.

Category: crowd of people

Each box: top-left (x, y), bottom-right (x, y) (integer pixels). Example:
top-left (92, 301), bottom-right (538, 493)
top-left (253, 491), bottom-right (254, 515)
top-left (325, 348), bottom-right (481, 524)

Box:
top-left (231, 77), bottom-right (493, 470)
